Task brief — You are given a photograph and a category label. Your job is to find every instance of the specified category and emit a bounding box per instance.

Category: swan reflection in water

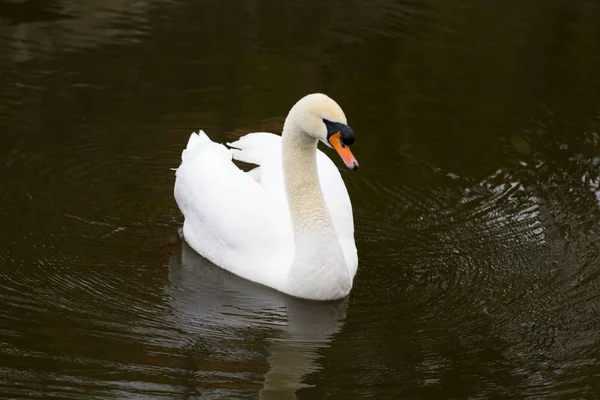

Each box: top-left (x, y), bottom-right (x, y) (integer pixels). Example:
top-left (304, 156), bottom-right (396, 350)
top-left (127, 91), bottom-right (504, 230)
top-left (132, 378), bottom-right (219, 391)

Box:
top-left (165, 242), bottom-right (348, 399)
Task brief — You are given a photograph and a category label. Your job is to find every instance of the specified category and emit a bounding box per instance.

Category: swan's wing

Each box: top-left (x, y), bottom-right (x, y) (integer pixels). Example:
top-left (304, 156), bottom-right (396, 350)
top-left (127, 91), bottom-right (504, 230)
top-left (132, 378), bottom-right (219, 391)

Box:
top-left (229, 132), bottom-right (357, 275)
top-left (228, 132), bottom-right (292, 240)
top-left (228, 132), bottom-right (286, 193)
top-left (174, 131), bottom-right (291, 286)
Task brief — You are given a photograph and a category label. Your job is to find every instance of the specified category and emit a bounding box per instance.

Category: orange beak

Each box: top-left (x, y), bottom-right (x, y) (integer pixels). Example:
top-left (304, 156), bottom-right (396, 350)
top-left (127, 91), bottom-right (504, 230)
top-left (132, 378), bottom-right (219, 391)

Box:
top-left (328, 131), bottom-right (359, 171)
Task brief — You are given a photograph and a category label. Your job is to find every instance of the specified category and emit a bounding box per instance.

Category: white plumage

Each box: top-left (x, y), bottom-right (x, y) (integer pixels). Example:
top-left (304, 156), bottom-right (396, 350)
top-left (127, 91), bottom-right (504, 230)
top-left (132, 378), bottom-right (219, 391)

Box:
top-left (174, 94), bottom-right (358, 300)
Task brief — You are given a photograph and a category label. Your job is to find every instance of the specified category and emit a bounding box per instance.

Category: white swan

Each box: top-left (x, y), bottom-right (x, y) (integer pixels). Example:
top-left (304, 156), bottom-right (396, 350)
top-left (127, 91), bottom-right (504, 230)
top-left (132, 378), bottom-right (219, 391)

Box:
top-left (174, 93), bottom-right (359, 300)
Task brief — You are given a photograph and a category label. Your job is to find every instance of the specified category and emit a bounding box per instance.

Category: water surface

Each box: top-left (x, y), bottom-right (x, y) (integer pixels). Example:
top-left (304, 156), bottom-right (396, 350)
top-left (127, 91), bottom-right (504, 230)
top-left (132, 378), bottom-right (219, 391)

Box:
top-left (1, 0), bottom-right (600, 398)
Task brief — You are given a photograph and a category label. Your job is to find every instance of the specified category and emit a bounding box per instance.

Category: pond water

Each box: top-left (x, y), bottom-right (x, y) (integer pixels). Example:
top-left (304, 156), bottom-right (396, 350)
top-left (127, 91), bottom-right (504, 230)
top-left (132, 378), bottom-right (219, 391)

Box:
top-left (1, 0), bottom-right (600, 398)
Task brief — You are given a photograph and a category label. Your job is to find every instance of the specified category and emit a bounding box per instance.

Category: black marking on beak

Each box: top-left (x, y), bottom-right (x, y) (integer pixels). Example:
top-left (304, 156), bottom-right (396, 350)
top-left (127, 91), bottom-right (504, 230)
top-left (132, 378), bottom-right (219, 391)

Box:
top-left (323, 119), bottom-right (355, 146)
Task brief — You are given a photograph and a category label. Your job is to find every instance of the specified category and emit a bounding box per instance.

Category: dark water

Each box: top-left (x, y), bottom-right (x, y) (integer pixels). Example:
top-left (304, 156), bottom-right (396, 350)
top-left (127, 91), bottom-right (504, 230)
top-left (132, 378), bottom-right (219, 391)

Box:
top-left (1, 0), bottom-right (600, 398)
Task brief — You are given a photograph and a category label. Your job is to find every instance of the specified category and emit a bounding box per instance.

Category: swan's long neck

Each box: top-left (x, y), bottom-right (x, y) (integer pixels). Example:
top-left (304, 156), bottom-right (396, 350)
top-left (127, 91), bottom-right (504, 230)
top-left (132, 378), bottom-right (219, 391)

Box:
top-left (282, 125), bottom-right (331, 232)
top-left (282, 121), bottom-right (351, 300)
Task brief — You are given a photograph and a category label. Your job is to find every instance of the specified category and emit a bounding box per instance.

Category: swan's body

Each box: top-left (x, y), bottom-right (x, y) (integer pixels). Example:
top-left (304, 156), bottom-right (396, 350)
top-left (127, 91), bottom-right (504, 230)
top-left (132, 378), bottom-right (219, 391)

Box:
top-left (174, 94), bottom-right (359, 300)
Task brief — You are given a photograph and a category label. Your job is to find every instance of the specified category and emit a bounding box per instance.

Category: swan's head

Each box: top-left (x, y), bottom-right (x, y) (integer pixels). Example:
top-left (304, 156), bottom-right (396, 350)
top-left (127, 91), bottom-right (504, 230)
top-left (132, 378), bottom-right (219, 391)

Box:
top-left (288, 93), bottom-right (359, 171)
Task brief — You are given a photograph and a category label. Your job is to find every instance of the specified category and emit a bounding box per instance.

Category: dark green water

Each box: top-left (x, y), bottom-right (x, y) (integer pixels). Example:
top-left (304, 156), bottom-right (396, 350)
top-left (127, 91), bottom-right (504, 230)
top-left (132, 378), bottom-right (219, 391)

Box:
top-left (1, 0), bottom-right (600, 398)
